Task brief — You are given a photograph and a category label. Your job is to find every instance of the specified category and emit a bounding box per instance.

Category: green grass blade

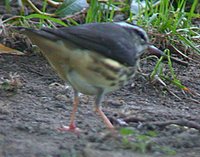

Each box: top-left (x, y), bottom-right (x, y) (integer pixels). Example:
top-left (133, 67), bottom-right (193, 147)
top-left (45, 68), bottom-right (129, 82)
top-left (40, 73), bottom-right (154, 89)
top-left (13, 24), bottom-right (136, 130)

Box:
top-left (24, 14), bottom-right (67, 26)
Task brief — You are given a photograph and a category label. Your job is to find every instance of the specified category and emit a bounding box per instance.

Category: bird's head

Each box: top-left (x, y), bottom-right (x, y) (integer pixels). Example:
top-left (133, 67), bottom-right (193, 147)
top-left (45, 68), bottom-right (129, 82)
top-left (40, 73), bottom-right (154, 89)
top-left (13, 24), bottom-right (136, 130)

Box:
top-left (116, 22), bottom-right (166, 60)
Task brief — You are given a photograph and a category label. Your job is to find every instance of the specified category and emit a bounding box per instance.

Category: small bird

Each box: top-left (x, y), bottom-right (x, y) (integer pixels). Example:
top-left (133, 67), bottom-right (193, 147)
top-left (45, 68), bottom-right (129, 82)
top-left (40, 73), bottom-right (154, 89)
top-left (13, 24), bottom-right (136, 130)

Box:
top-left (16, 22), bottom-right (164, 132)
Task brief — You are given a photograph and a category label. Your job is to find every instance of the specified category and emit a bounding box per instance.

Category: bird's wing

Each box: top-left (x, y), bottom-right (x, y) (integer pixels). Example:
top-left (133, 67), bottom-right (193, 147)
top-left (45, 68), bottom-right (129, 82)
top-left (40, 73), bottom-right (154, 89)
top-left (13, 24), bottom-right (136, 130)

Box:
top-left (40, 23), bottom-right (145, 66)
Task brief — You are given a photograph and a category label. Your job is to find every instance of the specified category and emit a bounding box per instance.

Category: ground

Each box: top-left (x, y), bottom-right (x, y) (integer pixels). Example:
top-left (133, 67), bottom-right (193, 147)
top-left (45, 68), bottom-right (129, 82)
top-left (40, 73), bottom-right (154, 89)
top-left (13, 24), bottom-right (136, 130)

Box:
top-left (0, 2), bottom-right (200, 157)
top-left (0, 49), bottom-right (200, 157)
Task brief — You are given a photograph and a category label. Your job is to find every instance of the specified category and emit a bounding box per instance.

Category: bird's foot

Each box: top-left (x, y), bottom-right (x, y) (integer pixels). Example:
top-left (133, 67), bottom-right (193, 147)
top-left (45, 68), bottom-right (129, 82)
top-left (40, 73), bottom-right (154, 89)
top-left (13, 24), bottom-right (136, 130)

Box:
top-left (57, 123), bottom-right (81, 133)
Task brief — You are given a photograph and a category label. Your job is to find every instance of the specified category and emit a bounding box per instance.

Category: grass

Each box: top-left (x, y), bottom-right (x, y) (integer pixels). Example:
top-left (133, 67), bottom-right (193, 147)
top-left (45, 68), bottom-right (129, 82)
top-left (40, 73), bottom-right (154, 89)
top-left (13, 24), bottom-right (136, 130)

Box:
top-left (131, 0), bottom-right (199, 92)
top-left (150, 49), bottom-right (189, 91)
top-left (119, 128), bottom-right (176, 155)
top-left (86, 0), bottom-right (119, 23)
top-left (136, 0), bottom-right (200, 55)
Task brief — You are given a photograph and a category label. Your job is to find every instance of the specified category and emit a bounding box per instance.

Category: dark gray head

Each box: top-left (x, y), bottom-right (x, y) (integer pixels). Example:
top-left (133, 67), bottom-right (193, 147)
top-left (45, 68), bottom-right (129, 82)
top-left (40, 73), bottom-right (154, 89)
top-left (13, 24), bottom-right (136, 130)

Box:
top-left (115, 22), bottom-right (149, 43)
top-left (115, 22), bottom-right (168, 59)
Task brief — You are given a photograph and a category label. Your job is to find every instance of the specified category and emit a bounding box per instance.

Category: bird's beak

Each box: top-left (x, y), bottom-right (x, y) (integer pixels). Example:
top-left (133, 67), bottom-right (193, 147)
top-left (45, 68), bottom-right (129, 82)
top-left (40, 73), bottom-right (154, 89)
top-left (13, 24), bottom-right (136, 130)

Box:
top-left (147, 45), bottom-right (188, 66)
top-left (147, 45), bottom-right (166, 57)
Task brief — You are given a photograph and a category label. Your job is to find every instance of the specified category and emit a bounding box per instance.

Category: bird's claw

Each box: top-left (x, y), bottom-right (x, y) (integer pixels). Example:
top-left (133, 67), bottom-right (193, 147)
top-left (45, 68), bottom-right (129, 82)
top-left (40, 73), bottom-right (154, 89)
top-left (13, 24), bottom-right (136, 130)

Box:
top-left (57, 125), bottom-right (82, 134)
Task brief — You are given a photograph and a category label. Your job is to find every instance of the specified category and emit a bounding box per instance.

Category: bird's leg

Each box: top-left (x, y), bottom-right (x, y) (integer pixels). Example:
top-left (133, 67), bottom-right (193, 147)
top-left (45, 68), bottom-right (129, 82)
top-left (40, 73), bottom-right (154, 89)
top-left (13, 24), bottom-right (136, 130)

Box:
top-left (95, 91), bottom-right (114, 129)
top-left (67, 90), bottom-right (79, 130)
top-left (58, 89), bottom-right (80, 132)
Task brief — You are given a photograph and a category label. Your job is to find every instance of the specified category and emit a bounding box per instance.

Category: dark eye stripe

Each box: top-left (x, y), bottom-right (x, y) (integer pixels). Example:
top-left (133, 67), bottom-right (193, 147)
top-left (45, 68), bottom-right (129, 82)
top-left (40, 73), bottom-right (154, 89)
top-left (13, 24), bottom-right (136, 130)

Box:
top-left (133, 29), bottom-right (148, 42)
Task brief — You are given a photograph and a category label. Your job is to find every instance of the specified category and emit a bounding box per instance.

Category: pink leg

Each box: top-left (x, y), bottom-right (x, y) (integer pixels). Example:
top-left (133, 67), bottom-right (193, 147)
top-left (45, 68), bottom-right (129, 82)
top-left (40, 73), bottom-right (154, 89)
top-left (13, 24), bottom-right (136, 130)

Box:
top-left (58, 90), bottom-right (81, 132)
top-left (94, 91), bottom-right (114, 130)
top-left (95, 107), bottom-right (114, 129)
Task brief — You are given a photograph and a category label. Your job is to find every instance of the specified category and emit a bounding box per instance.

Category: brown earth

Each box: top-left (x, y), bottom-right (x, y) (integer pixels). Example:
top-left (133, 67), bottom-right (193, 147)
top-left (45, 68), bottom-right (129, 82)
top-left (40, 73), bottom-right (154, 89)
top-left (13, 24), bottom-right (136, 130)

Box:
top-left (0, 46), bottom-right (200, 157)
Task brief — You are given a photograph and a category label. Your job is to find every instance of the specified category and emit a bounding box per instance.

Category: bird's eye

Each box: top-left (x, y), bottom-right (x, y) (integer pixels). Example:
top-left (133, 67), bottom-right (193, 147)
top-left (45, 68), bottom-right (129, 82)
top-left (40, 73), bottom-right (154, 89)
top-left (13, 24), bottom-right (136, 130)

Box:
top-left (133, 29), bottom-right (148, 43)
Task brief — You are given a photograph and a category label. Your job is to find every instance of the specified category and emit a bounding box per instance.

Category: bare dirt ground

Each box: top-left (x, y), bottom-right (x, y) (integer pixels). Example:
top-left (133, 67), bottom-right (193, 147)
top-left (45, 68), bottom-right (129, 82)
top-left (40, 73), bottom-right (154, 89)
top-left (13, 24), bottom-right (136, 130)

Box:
top-left (0, 2), bottom-right (200, 157)
top-left (0, 45), bottom-right (200, 157)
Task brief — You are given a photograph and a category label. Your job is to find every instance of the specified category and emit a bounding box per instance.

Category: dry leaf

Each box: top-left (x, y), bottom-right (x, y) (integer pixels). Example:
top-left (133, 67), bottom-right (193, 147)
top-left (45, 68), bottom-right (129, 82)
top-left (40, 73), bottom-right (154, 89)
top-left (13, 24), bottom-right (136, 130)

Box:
top-left (0, 44), bottom-right (24, 55)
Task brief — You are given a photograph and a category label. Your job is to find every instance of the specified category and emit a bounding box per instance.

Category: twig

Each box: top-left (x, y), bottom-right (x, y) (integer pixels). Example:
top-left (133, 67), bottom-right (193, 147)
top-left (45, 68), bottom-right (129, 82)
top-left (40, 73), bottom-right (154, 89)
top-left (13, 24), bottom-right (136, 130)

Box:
top-left (2, 16), bottom-right (22, 24)
top-left (123, 116), bottom-right (146, 123)
top-left (168, 56), bottom-right (189, 66)
top-left (142, 119), bottom-right (200, 131)
top-left (169, 44), bottom-right (199, 64)
top-left (46, 0), bottom-right (63, 7)
top-left (24, 0), bottom-right (55, 16)
top-left (153, 75), bottom-right (182, 100)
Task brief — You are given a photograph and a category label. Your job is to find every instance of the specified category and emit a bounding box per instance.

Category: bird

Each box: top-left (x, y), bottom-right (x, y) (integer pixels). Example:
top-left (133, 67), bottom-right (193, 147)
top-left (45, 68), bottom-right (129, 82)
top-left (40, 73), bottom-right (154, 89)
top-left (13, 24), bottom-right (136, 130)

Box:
top-left (16, 22), bottom-right (164, 132)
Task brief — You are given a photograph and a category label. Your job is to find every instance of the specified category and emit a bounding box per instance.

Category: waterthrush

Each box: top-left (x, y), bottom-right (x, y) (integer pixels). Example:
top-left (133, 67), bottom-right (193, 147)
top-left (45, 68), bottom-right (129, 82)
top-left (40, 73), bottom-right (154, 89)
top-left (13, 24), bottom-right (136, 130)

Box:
top-left (17, 22), bottom-right (164, 132)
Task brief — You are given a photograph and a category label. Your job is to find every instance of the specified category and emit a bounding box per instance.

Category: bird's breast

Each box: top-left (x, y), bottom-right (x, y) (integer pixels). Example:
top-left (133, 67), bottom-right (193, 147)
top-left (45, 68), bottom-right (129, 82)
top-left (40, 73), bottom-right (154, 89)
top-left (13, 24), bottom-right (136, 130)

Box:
top-left (66, 50), bottom-right (137, 95)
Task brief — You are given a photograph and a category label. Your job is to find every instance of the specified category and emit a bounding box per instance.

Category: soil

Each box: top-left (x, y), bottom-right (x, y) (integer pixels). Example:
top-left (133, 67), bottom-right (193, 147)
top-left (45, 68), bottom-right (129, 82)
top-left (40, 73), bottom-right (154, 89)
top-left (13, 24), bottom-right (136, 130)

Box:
top-left (0, 1), bottom-right (200, 157)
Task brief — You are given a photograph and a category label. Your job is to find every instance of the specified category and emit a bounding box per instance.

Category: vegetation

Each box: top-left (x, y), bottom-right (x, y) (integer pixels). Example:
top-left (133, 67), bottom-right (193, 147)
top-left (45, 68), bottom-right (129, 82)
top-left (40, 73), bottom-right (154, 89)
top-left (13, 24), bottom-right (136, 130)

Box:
top-left (120, 127), bottom-right (176, 155)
